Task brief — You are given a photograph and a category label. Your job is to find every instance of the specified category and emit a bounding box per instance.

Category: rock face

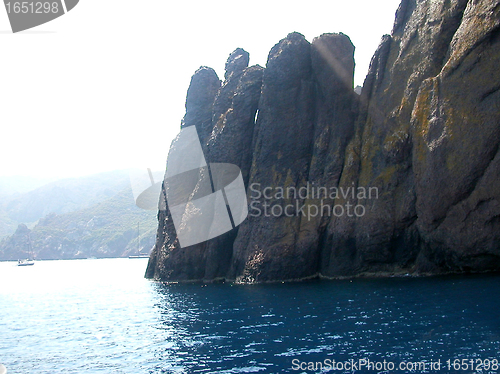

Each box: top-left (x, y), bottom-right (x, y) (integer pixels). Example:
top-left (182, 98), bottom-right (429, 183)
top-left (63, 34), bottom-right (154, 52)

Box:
top-left (411, 0), bottom-right (500, 272)
top-left (147, 0), bottom-right (500, 282)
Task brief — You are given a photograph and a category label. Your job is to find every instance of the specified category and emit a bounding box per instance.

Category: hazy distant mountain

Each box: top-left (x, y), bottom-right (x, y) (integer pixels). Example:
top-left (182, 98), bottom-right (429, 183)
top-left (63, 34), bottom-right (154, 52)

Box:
top-left (0, 210), bottom-right (17, 240)
top-left (0, 187), bottom-right (157, 260)
top-left (0, 175), bottom-right (59, 198)
top-left (0, 170), bottom-right (133, 237)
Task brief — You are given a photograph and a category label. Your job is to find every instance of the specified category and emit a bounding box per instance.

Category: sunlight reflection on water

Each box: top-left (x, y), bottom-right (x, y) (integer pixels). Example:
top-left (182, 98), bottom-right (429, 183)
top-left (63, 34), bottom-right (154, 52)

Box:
top-left (1, 259), bottom-right (500, 373)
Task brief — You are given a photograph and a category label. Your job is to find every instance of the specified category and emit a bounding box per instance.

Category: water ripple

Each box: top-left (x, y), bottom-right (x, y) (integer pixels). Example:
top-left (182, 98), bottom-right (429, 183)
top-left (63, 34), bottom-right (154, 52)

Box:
top-left (1, 260), bottom-right (500, 373)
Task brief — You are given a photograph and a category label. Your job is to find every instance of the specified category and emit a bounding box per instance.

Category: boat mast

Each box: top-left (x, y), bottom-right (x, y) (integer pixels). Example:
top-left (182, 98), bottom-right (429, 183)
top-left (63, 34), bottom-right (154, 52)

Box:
top-left (28, 231), bottom-right (33, 260)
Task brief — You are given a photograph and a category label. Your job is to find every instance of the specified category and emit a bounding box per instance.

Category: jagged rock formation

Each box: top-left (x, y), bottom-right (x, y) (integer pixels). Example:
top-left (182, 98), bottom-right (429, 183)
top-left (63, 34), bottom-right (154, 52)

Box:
top-left (146, 0), bottom-right (500, 282)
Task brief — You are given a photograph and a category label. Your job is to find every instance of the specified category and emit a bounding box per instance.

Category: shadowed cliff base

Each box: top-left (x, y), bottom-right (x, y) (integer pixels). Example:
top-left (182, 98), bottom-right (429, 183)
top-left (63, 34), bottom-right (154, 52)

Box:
top-left (146, 0), bottom-right (500, 283)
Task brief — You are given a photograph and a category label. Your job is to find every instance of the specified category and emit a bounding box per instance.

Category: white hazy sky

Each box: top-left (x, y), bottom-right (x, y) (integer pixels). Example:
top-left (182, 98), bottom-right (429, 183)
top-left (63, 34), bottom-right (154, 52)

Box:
top-left (0, 0), bottom-right (401, 179)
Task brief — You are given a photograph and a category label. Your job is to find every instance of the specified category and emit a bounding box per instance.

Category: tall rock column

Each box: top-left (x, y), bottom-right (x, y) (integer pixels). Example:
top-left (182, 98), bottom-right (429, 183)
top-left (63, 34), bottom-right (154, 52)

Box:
top-left (145, 67), bottom-right (220, 280)
top-left (298, 33), bottom-right (358, 277)
top-left (146, 50), bottom-right (263, 281)
top-left (202, 50), bottom-right (264, 281)
top-left (229, 32), bottom-right (317, 282)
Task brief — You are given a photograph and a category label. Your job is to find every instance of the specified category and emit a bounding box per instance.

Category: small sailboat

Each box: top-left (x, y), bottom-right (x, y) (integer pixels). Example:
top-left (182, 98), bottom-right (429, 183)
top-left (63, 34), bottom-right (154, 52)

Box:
top-left (17, 258), bottom-right (34, 266)
top-left (18, 232), bottom-right (35, 266)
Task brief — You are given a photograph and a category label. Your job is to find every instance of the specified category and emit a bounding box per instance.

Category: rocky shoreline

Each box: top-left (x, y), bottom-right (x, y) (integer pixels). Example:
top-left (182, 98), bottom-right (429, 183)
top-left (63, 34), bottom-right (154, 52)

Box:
top-left (150, 269), bottom-right (500, 285)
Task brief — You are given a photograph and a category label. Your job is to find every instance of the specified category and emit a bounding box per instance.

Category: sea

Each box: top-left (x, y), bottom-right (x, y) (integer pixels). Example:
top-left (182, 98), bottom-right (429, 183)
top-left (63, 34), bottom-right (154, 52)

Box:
top-left (0, 258), bottom-right (499, 373)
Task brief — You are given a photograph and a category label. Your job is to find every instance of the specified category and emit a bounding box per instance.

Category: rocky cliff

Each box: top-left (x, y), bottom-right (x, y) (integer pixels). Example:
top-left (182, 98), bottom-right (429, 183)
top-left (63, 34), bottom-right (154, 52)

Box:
top-left (146, 0), bottom-right (500, 282)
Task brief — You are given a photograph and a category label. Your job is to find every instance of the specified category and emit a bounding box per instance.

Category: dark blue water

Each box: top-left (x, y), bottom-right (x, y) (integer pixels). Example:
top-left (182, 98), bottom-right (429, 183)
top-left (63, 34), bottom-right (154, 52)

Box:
top-left (1, 259), bottom-right (499, 373)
